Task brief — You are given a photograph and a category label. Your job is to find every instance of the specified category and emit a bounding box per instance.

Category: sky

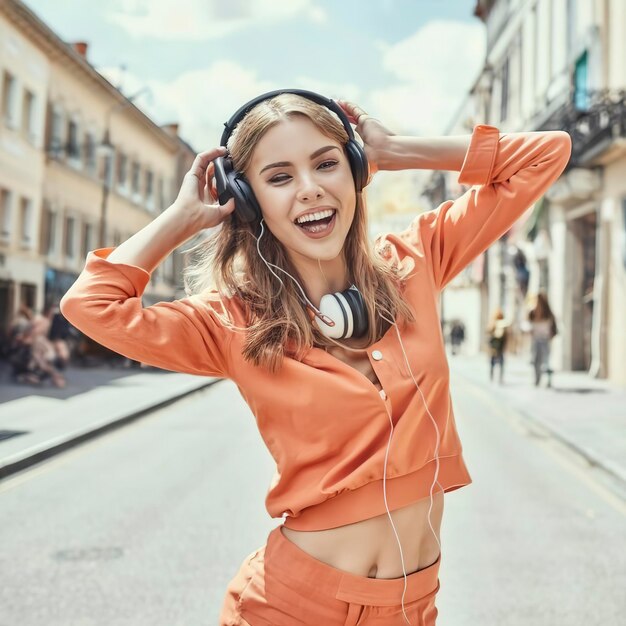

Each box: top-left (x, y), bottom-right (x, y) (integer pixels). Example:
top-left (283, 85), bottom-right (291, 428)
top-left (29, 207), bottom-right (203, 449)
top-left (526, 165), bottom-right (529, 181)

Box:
top-left (23, 0), bottom-right (486, 153)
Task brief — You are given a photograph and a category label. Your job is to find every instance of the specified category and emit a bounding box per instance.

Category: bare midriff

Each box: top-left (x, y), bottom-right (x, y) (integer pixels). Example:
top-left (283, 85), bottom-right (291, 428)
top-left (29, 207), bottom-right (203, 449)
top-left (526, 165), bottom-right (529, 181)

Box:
top-left (281, 339), bottom-right (444, 580)
top-left (281, 494), bottom-right (444, 579)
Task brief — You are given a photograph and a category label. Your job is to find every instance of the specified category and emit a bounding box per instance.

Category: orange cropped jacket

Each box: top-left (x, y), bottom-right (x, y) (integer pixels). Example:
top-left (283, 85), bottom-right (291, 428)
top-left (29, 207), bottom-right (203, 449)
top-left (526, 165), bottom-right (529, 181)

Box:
top-left (60, 125), bottom-right (572, 531)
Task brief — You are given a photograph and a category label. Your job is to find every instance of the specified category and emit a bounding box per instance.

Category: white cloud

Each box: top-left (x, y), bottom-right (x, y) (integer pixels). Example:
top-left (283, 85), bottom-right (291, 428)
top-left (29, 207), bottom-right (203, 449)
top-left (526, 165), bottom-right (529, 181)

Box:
top-left (107, 0), bottom-right (326, 40)
top-left (99, 62), bottom-right (370, 152)
top-left (368, 20), bottom-right (486, 135)
top-left (100, 60), bottom-right (278, 150)
top-left (290, 76), bottom-right (362, 104)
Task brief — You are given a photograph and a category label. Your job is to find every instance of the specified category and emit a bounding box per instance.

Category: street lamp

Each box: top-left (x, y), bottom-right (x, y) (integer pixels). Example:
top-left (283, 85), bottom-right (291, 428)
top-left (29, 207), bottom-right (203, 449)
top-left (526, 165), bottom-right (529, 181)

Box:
top-left (97, 128), bottom-right (115, 248)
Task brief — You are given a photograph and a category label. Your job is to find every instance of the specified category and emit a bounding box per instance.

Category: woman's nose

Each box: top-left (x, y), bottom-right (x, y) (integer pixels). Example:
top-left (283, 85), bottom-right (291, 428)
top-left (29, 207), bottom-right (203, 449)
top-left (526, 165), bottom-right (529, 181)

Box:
top-left (296, 176), bottom-right (324, 202)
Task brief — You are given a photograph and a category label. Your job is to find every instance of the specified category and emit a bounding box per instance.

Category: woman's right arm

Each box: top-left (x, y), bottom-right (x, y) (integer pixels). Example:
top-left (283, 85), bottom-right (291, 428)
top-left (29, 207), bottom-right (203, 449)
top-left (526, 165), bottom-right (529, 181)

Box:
top-left (60, 148), bottom-right (237, 377)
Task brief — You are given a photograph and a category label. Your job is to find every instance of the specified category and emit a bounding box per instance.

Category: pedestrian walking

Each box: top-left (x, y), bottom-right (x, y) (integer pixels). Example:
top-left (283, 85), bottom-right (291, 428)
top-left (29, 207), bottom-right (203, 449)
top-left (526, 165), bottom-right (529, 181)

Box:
top-left (528, 291), bottom-right (558, 387)
top-left (486, 308), bottom-right (509, 384)
top-left (449, 319), bottom-right (466, 355)
top-left (45, 303), bottom-right (71, 371)
top-left (60, 89), bottom-right (571, 625)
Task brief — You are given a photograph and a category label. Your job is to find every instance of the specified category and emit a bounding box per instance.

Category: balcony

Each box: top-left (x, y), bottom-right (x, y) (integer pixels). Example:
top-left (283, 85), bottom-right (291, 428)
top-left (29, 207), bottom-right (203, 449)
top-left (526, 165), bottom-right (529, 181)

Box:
top-left (538, 88), bottom-right (626, 167)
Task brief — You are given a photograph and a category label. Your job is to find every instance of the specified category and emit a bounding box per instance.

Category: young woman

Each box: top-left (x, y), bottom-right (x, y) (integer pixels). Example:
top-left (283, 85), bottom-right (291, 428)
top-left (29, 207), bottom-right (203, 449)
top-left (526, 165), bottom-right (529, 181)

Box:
top-left (486, 307), bottom-right (509, 384)
top-left (528, 291), bottom-right (558, 387)
top-left (60, 89), bottom-right (572, 625)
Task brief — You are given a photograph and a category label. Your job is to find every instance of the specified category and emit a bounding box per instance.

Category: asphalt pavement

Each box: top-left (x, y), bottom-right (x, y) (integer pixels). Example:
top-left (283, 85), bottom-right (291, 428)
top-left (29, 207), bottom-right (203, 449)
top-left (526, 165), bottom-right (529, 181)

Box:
top-left (1, 351), bottom-right (624, 497)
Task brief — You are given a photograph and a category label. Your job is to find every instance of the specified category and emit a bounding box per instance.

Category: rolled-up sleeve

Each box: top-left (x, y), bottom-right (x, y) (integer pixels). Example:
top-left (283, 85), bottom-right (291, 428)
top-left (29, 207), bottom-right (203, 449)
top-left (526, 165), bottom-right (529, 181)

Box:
top-left (60, 247), bottom-right (232, 377)
top-left (398, 124), bottom-right (572, 290)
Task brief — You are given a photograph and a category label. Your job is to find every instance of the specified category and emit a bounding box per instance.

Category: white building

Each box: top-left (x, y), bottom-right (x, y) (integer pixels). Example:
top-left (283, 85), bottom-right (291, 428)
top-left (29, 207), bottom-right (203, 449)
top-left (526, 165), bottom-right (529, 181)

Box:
top-left (423, 0), bottom-right (626, 385)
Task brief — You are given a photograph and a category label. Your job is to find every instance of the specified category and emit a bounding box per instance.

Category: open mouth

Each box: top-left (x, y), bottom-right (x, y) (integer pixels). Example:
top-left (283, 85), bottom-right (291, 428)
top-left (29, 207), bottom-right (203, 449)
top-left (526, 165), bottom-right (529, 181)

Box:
top-left (294, 209), bottom-right (337, 234)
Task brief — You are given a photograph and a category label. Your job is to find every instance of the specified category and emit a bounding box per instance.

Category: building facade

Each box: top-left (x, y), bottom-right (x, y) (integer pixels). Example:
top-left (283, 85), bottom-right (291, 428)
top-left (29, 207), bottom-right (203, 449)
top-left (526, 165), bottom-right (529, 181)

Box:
top-left (0, 0), bottom-right (193, 348)
top-left (422, 0), bottom-right (626, 385)
top-left (0, 2), bottom-right (50, 334)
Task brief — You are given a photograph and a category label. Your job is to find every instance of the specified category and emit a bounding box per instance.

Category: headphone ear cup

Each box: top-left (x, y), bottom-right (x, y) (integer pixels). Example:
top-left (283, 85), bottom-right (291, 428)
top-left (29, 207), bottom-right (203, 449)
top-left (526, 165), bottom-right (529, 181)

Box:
top-left (317, 293), bottom-right (349, 338)
top-left (230, 173), bottom-right (262, 223)
top-left (341, 287), bottom-right (368, 338)
top-left (214, 156), bottom-right (261, 223)
top-left (345, 139), bottom-right (369, 192)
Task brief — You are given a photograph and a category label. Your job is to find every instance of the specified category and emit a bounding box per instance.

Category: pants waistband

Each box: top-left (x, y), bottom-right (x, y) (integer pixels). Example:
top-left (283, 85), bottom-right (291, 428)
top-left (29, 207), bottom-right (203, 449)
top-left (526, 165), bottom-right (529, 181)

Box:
top-left (268, 525), bottom-right (440, 607)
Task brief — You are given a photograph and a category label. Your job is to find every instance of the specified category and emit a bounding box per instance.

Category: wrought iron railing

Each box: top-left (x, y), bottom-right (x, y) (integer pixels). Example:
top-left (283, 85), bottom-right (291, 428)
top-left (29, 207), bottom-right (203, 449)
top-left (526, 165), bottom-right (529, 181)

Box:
top-left (540, 88), bottom-right (626, 166)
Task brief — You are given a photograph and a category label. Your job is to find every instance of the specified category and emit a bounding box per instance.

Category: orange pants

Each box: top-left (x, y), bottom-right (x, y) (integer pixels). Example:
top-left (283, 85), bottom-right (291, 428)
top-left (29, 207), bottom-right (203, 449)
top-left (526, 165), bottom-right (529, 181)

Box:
top-left (219, 524), bottom-right (440, 626)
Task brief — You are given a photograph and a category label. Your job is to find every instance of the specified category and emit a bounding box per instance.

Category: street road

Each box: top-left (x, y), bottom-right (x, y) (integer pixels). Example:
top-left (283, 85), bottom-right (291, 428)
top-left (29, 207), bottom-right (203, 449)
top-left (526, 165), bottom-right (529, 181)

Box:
top-left (1, 375), bottom-right (624, 625)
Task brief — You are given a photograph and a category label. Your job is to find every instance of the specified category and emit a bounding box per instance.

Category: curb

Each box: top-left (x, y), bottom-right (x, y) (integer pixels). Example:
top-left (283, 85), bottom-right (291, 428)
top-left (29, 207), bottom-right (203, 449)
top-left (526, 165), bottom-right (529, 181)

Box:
top-left (0, 378), bottom-right (219, 481)
top-left (454, 368), bottom-right (626, 489)
top-left (508, 402), bottom-right (626, 486)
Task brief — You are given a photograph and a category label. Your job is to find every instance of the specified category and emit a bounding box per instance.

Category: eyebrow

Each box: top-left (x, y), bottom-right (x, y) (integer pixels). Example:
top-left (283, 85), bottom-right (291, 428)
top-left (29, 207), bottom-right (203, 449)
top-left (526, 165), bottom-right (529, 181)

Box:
top-left (258, 145), bottom-right (340, 175)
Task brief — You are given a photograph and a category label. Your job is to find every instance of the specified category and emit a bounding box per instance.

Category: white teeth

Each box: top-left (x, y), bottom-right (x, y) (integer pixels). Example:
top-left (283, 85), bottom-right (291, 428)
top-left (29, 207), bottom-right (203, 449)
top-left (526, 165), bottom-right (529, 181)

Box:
top-left (295, 209), bottom-right (335, 224)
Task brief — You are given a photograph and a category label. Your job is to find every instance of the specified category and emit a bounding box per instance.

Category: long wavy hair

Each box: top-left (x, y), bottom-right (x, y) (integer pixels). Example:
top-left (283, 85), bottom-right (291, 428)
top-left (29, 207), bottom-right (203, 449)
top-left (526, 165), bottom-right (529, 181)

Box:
top-left (183, 93), bottom-right (415, 373)
top-left (528, 291), bottom-right (554, 321)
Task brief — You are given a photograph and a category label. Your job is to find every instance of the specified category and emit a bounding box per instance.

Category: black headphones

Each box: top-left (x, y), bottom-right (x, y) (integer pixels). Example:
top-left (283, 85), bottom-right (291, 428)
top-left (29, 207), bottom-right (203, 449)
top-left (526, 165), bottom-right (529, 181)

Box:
top-left (213, 88), bottom-right (370, 223)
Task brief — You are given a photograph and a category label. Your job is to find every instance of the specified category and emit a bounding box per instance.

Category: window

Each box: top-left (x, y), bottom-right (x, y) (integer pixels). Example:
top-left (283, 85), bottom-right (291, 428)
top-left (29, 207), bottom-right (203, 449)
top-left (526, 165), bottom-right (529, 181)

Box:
top-left (85, 133), bottom-right (96, 174)
top-left (2, 71), bottom-right (17, 127)
top-left (145, 169), bottom-right (154, 201)
top-left (0, 188), bottom-right (12, 243)
top-left (574, 51), bottom-right (589, 110)
top-left (131, 161), bottom-right (141, 195)
top-left (22, 89), bottom-right (36, 139)
top-left (41, 203), bottom-right (57, 255)
top-left (67, 119), bottom-right (80, 160)
top-left (64, 216), bottom-right (76, 258)
top-left (82, 222), bottom-right (94, 259)
top-left (117, 152), bottom-right (128, 188)
top-left (50, 108), bottom-right (64, 155)
top-left (19, 197), bottom-right (33, 249)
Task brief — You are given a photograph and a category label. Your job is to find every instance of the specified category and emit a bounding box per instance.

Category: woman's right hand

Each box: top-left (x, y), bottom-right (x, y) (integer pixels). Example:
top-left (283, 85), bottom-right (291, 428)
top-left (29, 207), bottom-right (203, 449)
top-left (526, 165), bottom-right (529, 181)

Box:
top-left (172, 147), bottom-right (236, 231)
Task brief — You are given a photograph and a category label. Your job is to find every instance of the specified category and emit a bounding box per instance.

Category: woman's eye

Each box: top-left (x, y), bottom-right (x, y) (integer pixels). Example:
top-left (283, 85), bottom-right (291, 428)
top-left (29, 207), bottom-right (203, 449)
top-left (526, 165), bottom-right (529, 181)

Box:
top-left (268, 160), bottom-right (338, 184)
top-left (268, 174), bottom-right (289, 184)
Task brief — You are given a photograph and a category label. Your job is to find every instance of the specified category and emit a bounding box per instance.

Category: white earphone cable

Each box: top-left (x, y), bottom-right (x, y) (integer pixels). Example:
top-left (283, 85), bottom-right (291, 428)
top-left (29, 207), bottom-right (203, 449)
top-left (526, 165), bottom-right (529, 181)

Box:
top-left (254, 219), bottom-right (442, 626)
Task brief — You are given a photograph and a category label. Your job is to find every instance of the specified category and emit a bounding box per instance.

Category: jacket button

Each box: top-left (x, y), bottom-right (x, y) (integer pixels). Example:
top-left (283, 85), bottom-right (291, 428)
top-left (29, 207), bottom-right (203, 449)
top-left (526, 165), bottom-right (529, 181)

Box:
top-left (372, 350), bottom-right (383, 361)
top-left (379, 389), bottom-right (387, 400)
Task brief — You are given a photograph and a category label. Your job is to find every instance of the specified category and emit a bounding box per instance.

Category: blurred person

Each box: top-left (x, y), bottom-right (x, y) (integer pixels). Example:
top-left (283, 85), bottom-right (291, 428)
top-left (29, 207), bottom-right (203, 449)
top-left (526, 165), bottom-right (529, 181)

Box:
top-left (7, 304), bottom-right (39, 384)
top-left (486, 308), bottom-right (509, 384)
top-left (25, 311), bottom-right (66, 388)
top-left (45, 303), bottom-right (71, 371)
top-left (59, 89), bottom-right (571, 625)
top-left (449, 319), bottom-right (465, 355)
top-left (528, 291), bottom-right (558, 387)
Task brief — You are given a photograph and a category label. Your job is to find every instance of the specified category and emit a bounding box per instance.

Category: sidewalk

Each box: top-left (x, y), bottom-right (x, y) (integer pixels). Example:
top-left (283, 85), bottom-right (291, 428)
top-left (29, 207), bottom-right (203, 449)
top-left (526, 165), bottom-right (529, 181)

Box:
top-left (0, 362), bottom-right (219, 480)
top-left (448, 350), bottom-right (626, 490)
top-left (2, 353), bottom-right (624, 494)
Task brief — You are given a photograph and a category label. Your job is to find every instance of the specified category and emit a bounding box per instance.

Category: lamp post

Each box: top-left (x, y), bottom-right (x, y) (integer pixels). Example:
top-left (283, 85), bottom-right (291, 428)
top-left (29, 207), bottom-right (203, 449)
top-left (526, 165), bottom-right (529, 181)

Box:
top-left (97, 86), bottom-right (152, 248)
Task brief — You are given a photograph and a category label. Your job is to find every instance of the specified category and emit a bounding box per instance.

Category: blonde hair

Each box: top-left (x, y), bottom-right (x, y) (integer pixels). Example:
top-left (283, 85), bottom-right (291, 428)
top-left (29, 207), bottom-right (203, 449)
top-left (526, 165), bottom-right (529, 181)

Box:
top-left (183, 93), bottom-right (415, 373)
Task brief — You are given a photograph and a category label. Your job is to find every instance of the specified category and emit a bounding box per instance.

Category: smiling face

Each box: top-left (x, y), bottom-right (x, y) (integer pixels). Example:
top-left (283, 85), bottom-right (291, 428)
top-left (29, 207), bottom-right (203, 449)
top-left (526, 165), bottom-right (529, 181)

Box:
top-left (246, 116), bottom-right (357, 275)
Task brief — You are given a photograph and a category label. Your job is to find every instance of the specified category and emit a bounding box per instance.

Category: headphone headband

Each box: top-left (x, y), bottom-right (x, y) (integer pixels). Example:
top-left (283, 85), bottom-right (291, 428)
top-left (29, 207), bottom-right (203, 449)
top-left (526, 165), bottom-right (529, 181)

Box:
top-left (214, 88), bottom-right (369, 222)
top-left (220, 88), bottom-right (357, 148)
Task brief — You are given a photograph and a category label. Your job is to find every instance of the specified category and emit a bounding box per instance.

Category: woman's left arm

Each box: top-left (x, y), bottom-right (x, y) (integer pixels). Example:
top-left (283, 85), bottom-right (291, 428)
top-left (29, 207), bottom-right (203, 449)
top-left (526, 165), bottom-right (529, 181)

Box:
top-left (336, 99), bottom-right (472, 173)
top-left (412, 126), bottom-right (572, 290)
top-left (377, 134), bottom-right (472, 172)
top-left (337, 100), bottom-right (572, 291)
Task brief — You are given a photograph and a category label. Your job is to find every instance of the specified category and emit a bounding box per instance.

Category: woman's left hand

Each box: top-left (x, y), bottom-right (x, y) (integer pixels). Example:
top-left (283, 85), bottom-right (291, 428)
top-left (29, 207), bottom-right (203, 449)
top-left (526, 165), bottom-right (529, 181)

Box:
top-left (336, 99), bottom-right (395, 178)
